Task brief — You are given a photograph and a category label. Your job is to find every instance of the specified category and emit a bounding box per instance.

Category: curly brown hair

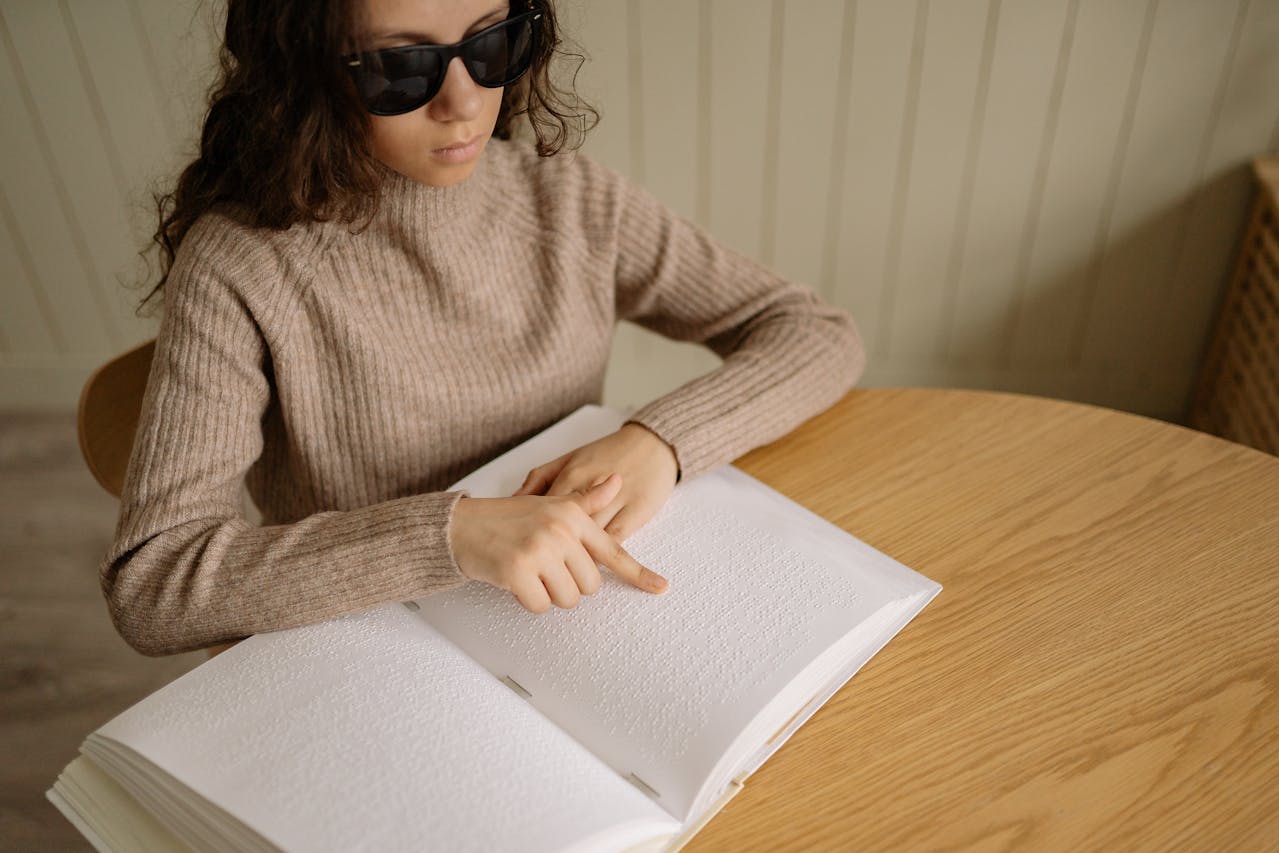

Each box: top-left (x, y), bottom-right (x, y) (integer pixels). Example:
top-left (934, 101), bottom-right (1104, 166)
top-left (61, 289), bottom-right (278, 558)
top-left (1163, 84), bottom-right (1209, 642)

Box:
top-left (135, 0), bottom-right (598, 316)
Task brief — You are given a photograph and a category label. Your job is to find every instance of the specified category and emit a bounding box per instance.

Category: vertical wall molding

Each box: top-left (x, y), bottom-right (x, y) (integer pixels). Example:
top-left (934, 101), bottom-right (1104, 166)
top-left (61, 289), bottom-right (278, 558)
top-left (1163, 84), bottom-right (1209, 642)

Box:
top-left (696, 0), bottom-right (712, 228)
top-left (875, 0), bottom-right (929, 358)
top-left (758, 0), bottom-right (785, 267)
top-left (624, 0), bottom-right (644, 185)
top-left (0, 186), bottom-right (61, 353)
top-left (1, 6), bottom-right (124, 351)
top-left (935, 0), bottom-right (1000, 362)
top-left (1067, 0), bottom-right (1159, 366)
top-left (3, 0), bottom-right (1278, 419)
top-left (1146, 0), bottom-right (1250, 359)
top-left (996, 0), bottom-right (1078, 367)
top-left (821, 1), bottom-right (857, 306)
top-left (124, 0), bottom-right (180, 151)
top-left (60, 1), bottom-right (129, 204)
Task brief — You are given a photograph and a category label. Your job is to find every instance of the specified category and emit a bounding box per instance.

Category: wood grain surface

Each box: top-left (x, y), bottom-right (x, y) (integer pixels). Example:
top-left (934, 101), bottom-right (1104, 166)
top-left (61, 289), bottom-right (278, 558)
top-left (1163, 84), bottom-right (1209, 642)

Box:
top-left (9, 392), bottom-right (1277, 850)
top-left (688, 388), bottom-right (1279, 851)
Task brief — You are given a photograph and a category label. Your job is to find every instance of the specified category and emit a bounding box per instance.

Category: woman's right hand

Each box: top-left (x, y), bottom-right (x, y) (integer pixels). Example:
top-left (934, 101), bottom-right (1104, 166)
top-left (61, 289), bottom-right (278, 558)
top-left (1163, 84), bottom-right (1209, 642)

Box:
top-left (448, 473), bottom-right (669, 613)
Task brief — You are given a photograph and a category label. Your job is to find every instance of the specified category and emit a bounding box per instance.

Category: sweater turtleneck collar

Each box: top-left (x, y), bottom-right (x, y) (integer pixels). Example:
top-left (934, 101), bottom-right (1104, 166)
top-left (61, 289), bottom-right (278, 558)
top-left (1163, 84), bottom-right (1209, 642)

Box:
top-left (371, 140), bottom-right (497, 232)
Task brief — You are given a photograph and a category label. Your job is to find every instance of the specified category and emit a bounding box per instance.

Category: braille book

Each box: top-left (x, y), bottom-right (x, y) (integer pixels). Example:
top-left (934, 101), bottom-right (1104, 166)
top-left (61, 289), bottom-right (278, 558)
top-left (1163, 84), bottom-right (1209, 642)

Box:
top-left (48, 404), bottom-right (941, 852)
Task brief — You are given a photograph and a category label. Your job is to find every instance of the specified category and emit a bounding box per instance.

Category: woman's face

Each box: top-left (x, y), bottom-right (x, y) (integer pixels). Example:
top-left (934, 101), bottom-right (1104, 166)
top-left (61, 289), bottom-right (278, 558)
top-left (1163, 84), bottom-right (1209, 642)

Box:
top-left (359, 0), bottom-right (511, 187)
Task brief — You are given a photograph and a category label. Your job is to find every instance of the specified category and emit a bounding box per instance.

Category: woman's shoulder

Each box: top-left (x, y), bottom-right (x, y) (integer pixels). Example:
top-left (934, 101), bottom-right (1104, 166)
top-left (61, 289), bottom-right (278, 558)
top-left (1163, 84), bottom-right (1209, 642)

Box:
top-left (174, 206), bottom-right (333, 299)
top-left (181, 205), bottom-right (332, 271)
top-left (485, 136), bottom-right (634, 234)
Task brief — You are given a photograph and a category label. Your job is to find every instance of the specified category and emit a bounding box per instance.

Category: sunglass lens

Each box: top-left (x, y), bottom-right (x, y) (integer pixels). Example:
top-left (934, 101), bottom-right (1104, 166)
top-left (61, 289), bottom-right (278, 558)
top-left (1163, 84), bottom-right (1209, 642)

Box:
top-left (357, 49), bottom-right (445, 115)
top-left (466, 17), bottom-right (535, 86)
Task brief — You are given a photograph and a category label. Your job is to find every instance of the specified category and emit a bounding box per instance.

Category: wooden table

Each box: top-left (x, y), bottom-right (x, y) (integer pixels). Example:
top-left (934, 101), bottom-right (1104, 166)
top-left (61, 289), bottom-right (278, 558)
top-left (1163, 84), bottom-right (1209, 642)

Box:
top-left (688, 388), bottom-right (1279, 851)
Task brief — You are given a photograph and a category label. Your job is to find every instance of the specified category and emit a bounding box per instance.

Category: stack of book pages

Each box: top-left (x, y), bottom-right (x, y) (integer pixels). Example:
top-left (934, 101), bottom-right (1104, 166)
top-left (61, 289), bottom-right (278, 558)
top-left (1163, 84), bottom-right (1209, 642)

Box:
top-left (49, 404), bottom-right (941, 852)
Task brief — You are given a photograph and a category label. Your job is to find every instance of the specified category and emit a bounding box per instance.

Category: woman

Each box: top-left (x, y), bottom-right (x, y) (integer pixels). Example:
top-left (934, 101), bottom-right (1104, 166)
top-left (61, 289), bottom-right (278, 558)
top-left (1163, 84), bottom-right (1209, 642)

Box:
top-left (104, 0), bottom-right (866, 656)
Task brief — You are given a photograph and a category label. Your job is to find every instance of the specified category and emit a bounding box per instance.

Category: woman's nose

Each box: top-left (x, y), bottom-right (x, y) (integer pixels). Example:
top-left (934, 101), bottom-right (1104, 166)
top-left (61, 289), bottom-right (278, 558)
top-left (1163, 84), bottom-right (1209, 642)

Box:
top-left (427, 56), bottom-right (484, 121)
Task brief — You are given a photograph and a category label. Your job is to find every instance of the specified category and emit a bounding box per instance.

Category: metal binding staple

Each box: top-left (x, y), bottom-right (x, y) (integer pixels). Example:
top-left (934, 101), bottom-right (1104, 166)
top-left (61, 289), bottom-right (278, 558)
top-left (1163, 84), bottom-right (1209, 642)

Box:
top-left (626, 773), bottom-right (661, 801)
top-left (499, 675), bottom-right (532, 699)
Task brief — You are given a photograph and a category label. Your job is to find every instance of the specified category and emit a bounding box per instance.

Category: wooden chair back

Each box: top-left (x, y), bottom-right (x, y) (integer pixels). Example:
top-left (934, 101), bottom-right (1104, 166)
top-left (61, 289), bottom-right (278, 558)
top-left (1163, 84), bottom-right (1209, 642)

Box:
top-left (77, 339), bottom-right (155, 498)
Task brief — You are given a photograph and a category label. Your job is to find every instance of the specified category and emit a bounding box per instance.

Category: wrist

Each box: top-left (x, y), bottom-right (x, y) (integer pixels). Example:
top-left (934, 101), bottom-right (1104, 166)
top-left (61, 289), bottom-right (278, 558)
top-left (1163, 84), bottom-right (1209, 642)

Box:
top-left (622, 421), bottom-right (681, 484)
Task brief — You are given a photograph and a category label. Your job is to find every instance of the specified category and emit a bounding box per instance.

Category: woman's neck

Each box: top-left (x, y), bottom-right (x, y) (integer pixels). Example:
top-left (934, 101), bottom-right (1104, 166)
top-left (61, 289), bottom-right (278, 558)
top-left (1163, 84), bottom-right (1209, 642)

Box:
top-left (371, 145), bottom-right (495, 232)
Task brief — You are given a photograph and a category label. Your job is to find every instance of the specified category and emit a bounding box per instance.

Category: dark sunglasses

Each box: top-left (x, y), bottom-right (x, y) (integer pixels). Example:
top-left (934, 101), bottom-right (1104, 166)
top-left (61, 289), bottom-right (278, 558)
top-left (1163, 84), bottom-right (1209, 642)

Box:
top-left (342, 6), bottom-right (542, 116)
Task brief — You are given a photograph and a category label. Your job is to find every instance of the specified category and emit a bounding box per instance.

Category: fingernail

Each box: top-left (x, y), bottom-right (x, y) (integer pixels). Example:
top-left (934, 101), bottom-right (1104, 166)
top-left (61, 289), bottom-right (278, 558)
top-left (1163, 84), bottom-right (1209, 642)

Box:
top-left (643, 570), bottom-right (668, 592)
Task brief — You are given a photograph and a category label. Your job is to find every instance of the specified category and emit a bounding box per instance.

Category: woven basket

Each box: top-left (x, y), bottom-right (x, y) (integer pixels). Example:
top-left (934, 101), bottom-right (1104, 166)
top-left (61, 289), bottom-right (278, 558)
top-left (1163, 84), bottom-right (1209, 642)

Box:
top-left (1188, 158), bottom-right (1279, 456)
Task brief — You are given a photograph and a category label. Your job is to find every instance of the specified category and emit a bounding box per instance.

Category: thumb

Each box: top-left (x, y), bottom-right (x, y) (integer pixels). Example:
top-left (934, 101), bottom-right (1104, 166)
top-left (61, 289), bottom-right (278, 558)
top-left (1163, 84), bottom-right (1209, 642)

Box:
top-left (575, 472), bottom-right (622, 512)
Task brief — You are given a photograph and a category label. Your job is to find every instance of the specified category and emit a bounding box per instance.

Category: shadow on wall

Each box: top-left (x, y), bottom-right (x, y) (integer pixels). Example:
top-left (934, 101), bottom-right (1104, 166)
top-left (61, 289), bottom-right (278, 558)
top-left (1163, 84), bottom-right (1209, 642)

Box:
top-left (930, 163), bottom-right (1257, 425)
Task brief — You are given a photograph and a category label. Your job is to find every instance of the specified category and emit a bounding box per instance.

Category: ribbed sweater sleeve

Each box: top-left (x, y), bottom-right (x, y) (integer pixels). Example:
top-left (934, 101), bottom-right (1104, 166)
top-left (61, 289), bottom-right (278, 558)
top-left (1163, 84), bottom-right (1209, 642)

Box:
top-left (612, 175), bottom-right (867, 483)
top-left (100, 219), bottom-right (471, 657)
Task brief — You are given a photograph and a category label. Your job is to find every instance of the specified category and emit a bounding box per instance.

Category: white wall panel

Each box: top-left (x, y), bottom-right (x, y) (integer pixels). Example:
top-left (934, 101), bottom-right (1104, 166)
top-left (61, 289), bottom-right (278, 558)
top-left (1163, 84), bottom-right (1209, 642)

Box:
top-left (833, 1), bottom-right (920, 359)
top-left (565, 0), bottom-right (631, 175)
top-left (930, 0), bottom-right (1000, 363)
top-left (66, 0), bottom-right (175, 253)
top-left (887, 0), bottom-right (990, 366)
top-left (1077, 0), bottom-right (1244, 411)
top-left (0, 184), bottom-right (60, 354)
top-left (1150, 0), bottom-right (1279, 386)
top-left (128, 0), bottom-right (220, 165)
top-left (866, 0), bottom-right (929, 361)
top-left (2, 0), bottom-right (1277, 424)
top-left (635, 0), bottom-right (699, 221)
top-left (770, 0), bottom-right (844, 290)
top-left (706, 0), bottom-right (771, 261)
top-left (1007, 0), bottom-right (1150, 372)
top-left (1, 6), bottom-right (119, 355)
top-left (7, 1), bottom-right (151, 349)
top-left (946, 0), bottom-right (1070, 368)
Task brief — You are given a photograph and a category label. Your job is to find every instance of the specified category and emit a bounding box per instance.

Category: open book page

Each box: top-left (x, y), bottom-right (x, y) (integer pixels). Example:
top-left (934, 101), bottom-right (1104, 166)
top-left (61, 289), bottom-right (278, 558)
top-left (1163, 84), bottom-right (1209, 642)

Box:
top-left (416, 405), bottom-right (939, 824)
top-left (48, 755), bottom-right (191, 853)
top-left (733, 574), bottom-right (942, 784)
top-left (92, 603), bottom-right (679, 853)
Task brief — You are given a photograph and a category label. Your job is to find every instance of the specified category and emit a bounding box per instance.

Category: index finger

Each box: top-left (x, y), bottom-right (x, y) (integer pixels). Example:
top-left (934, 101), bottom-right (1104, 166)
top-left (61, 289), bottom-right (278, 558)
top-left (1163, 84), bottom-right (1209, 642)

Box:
top-left (580, 523), bottom-right (669, 594)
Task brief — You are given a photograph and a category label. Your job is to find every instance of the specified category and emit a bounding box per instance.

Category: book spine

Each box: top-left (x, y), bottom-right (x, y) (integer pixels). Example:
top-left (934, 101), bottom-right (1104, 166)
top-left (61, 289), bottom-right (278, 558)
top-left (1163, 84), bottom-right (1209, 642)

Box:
top-left (495, 666), bottom-right (665, 805)
top-left (401, 601), bottom-right (668, 804)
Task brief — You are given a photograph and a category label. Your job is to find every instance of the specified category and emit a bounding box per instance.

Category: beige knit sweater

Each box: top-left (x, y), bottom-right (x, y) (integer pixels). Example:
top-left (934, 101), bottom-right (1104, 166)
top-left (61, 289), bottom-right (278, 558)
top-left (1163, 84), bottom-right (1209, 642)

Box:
top-left (103, 137), bottom-right (866, 656)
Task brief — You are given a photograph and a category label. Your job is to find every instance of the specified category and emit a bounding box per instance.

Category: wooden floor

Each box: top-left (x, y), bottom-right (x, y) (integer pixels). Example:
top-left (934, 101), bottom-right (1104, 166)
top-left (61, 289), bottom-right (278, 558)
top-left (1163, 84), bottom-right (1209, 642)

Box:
top-left (0, 411), bottom-right (204, 851)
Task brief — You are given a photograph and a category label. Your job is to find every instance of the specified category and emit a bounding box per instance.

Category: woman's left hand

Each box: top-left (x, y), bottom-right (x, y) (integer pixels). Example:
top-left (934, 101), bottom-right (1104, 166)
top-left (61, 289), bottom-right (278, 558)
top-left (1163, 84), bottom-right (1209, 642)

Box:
top-left (510, 423), bottom-right (679, 542)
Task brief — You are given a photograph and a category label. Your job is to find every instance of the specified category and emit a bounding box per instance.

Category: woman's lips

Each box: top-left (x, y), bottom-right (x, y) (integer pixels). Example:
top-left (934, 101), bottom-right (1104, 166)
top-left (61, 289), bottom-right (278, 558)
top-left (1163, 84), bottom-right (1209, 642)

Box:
top-left (431, 133), bottom-right (483, 163)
